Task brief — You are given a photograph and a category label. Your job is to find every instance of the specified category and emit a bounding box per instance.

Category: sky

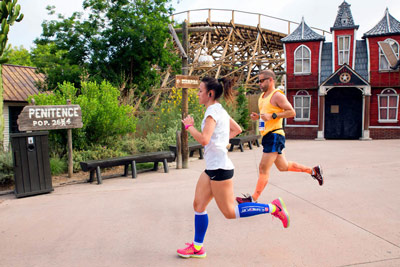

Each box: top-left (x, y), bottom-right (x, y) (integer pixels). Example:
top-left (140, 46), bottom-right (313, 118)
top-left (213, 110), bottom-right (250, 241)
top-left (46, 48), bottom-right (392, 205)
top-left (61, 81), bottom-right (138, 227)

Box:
top-left (7, 0), bottom-right (400, 50)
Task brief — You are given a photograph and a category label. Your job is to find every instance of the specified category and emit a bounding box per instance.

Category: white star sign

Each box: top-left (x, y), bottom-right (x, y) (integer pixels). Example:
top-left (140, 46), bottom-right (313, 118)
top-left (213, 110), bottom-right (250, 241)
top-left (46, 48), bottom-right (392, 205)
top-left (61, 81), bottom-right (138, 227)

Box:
top-left (340, 72), bottom-right (351, 83)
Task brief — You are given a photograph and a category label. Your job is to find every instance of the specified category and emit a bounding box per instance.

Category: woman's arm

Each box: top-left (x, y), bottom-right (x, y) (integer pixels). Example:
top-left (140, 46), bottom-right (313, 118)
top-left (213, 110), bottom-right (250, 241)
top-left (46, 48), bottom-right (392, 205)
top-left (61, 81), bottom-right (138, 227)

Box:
top-left (182, 115), bottom-right (216, 146)
top-left (229, 118), bottom-right (242, 139)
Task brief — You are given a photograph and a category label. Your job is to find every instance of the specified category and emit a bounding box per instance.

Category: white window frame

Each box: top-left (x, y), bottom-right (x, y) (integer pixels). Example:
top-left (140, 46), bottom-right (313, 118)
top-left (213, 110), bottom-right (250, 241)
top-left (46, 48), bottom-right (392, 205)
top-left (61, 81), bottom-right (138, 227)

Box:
top-left (338, 35), bottom-right (351, 65)
top-left (293, 90), bottom-right (311, 121)
top-left (378, 88), bottom-right (399, 123)
top-left (379, 39), bottom-right (399, 71)
top-left (294, 45), bottom-right (311, 74)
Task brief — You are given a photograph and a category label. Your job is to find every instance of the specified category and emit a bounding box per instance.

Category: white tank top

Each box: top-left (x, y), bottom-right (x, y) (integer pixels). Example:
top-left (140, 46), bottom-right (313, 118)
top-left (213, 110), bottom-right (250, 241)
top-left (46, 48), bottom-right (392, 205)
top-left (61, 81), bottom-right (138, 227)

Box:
top-left (201, 103), bottom-right (234, 170)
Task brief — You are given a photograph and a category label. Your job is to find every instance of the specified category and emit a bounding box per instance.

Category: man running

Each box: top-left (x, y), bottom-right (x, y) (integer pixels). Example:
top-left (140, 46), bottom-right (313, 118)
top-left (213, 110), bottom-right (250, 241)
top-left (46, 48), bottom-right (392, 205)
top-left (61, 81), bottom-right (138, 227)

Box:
top-left (236, 70), bottom-right (323, 204)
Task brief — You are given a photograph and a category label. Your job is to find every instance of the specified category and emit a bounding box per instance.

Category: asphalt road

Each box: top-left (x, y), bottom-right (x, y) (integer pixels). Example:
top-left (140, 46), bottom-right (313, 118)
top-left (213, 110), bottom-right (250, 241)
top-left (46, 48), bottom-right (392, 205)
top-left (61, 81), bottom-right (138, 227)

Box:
top-left (1, 139), bottom-right (400, 267)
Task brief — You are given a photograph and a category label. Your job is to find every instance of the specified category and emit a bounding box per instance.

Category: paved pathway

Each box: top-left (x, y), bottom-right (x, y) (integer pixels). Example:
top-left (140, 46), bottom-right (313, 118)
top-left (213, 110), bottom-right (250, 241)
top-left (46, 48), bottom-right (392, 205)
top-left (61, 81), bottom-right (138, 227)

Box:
top-left (1, 140), bottom-right (400, 267)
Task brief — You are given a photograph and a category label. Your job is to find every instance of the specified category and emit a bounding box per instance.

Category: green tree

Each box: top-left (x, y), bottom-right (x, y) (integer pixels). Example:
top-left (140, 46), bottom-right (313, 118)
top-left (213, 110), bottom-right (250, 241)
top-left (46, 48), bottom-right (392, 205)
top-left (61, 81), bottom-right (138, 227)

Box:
top-left (2, 45), bottom-right (33, 66)
top-left (31, 43), bottom-right (83, 91)
top-left (236, 86), bottom-right (250, 131)
top-left (0, 0), bottom-right (23, 149)
top-left (33, 0), bottom-right (180, 94)
top-left (30, 81), bottom-right (137, 151)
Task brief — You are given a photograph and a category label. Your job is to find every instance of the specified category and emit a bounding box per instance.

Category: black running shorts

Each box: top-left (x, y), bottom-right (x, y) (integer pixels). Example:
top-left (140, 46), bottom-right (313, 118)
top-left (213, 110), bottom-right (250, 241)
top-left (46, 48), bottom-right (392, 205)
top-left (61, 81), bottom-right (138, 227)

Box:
top-left (204, 169), bottom-right (234, 181)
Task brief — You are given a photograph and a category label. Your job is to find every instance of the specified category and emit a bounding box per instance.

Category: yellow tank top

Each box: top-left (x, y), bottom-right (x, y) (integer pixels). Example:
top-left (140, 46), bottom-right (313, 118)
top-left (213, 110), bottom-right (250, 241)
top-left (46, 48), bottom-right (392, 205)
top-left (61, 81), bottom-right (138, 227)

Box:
top-left (258, 89), bottom-right (285, 136)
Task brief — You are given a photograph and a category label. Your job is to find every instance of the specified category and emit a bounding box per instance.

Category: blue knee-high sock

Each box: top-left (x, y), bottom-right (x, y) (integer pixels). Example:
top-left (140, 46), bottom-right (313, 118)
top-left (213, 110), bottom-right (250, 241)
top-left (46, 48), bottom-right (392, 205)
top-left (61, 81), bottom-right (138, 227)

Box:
top-left (235, 202), bottom-right (273, 218)
top-left (194, 211), bottom-right (208, 246)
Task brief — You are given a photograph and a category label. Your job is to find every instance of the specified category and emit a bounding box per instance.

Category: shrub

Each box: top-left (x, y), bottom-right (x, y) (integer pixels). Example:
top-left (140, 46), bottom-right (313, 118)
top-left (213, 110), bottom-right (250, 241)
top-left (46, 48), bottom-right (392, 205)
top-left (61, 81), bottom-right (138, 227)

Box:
top-left (73, 145), bottom-right (128, 172)
top-left (0, 151), bottom-right (14, 185)
top-left (236, 86), bottom-right (250, 131)
top-left (50, 157), bottom-right (67, 176)
top-left (29, 81), bottom-right (137, 151)
top-left (134, 88), bottom-right (205, 151)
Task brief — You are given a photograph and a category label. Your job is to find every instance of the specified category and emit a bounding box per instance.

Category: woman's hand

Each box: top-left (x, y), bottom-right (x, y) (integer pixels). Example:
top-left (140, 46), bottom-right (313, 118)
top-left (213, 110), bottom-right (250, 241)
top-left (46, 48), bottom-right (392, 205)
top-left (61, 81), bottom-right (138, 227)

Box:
top-left (181, 115), bottom-right (195, 128)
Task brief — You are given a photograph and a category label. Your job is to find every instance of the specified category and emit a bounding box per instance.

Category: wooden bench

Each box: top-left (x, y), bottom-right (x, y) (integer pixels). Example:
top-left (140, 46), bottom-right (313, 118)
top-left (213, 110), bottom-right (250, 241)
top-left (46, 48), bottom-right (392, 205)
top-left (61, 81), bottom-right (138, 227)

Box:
top-left (229, 135), bottom-right (261, 152)
top-left (79, 151), bottom-right (175, 184)
top-left (169, 142), bottom-right (204, 159)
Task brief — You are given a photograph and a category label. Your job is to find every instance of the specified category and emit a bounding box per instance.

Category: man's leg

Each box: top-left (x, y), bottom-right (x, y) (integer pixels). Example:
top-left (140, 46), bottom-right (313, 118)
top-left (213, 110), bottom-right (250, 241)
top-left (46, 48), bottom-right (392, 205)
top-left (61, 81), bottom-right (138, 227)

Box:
top-left (275, 152), bottom-right (312, 174)
top-left (274, 153), bottom-right (323, 186)
top-left (252, 152), bottom-right (278, 201)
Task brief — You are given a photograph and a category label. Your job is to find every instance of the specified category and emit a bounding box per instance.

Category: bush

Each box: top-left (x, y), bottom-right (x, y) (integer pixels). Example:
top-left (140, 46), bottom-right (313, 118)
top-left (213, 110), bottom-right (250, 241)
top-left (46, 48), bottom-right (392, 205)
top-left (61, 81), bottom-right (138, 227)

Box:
top-left (50, 157), bottom-right (67, 176)
top-left (73, 145), bottom-right (128, 172)
top-left (236, 86), bottom-right (250, 131)
top-left (29, 81), bottom-right (137, 151)
top-left (0, 151), bottom-right (14, 185)
top-left (109, 129), bottom-right (176, 155)
top-left (134, 88), bottom-right (205, 151)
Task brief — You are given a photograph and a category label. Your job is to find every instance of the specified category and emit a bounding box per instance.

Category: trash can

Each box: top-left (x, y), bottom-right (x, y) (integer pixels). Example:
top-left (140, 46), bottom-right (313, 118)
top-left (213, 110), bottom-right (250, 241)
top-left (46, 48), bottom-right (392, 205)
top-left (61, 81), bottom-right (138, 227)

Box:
top-left (10, 131), bottom-right (53, 198)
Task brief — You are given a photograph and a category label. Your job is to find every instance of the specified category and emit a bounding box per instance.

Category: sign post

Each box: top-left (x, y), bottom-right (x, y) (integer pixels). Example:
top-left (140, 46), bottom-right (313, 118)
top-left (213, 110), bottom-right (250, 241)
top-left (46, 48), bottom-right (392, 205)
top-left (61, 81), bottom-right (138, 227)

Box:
top-left (17, 103), bottom-right (83, 178)
top-left (175, 74), bottom-right (200, 169)
top-left (66, 100), bottom-right (73, 178)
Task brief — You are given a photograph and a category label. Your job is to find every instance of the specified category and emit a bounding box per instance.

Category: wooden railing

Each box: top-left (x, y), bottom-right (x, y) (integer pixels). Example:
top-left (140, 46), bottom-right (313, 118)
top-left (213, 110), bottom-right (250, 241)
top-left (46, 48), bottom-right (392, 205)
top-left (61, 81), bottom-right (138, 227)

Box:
top-left (171, 9), bottom-right (330, 36)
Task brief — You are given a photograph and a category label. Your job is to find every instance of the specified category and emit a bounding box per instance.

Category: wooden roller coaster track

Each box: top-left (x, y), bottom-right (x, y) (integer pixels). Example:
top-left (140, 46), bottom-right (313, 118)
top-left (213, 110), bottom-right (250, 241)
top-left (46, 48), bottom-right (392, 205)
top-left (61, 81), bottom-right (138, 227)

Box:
top-left (156, 9), bottom-right (329, 96)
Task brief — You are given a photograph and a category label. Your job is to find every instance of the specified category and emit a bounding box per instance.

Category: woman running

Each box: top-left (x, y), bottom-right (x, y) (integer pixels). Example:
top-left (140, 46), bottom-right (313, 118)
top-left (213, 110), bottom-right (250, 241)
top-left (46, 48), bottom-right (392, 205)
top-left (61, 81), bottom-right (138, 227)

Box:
top-left (177, 76), bottom-right (290, 259)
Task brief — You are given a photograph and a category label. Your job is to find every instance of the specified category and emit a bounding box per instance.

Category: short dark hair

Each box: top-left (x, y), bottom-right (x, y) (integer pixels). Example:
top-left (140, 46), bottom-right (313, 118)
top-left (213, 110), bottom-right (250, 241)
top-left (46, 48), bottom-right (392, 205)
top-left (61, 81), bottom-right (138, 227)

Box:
top-left (259, 70), bottom-right (276, 81)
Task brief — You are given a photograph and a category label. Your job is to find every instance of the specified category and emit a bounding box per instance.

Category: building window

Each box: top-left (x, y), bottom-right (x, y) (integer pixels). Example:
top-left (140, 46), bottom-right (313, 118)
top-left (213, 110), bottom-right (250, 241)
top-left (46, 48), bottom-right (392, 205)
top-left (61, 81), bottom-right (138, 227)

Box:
top-left (378, 88), bottom-right (399, 123)
top-left (294, 45), bottom-right (311, 74)
top-left (338, 36), bottom-right (350, 65)
top-left (293, 90), bottom-right (311, 121)
top-left (379, 39), bottom-right (399, 71)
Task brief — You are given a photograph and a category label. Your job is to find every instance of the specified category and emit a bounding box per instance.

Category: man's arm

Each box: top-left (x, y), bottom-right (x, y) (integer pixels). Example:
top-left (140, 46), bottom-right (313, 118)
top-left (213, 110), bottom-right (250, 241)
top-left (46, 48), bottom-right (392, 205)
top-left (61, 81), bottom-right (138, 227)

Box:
top-left (266, 92), bottom-right (296, 120)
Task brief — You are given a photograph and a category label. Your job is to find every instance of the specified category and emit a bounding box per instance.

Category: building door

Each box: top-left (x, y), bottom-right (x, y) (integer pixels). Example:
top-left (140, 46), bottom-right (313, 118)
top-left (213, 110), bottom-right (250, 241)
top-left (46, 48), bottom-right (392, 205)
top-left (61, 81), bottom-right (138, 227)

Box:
top-left (9, 106), bottom-right (24, 134)
top-left (324, 87), bottom-right (362, 139)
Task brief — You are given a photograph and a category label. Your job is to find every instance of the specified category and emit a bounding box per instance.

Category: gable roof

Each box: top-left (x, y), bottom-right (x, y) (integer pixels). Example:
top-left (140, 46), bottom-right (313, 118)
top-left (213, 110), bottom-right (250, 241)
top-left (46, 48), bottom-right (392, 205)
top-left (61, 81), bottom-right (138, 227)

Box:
top-left (320, 42), bottom-right (333, 83)
top-left (2, 64), bottom-right (44, 102)
top-left (363, 8), bottom-right (400, 38)
top-left (281, 17), bottom-right (325, 43)
top-left (331, 0), bottom-right (359, 31)
top-left (319, 41), bottom-right (369, 84)
top-left (321, 64), bottom-right (369, 87)
top-left (354, 40), bottom-right (369, 81)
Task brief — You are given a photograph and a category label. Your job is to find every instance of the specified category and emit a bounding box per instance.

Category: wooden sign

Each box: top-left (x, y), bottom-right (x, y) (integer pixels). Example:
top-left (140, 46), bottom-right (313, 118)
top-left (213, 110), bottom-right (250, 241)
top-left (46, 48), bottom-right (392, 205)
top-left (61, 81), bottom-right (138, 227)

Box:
top-left (378, 41), bottom-right (398, 67)
top-left (175, 75), bottom-right (200, 88)
top-left (17, 105), bottom-right (83, 131)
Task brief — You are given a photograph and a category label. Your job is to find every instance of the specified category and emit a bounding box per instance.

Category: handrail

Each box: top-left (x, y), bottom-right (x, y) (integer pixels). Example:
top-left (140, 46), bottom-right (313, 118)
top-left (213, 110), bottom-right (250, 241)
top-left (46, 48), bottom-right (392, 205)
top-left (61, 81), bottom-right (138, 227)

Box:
top-left (171, 8), bottom-right (330, 36)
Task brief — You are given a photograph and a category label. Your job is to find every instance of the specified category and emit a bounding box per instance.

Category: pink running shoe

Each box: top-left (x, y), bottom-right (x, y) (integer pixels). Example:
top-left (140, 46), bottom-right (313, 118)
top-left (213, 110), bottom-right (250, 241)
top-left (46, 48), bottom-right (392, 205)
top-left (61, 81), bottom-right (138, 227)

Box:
top-left (177, 242), bottom-right (206, 258)
top-left (271, 197), bottom-right (290, 228)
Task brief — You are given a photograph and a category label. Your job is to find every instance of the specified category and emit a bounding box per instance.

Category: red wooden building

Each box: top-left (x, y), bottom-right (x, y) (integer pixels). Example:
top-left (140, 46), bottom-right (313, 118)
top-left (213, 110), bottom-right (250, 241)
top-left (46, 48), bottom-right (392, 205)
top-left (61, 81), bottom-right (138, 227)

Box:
top-left (281, 1), bottom-right (400, 139)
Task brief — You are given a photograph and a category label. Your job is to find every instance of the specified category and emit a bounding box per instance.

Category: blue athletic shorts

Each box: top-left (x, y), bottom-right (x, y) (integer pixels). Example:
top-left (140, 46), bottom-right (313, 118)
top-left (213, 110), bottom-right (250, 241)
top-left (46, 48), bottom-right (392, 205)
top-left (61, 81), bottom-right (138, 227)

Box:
top-left (205, 169), bottom-right (234, 181)
top-left (261, 133), bottom-right (285, 154)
